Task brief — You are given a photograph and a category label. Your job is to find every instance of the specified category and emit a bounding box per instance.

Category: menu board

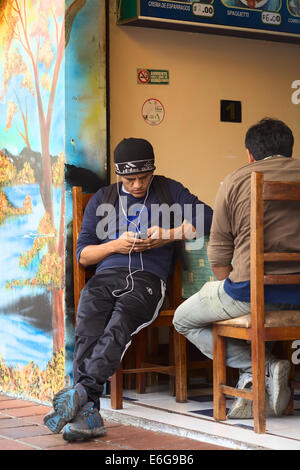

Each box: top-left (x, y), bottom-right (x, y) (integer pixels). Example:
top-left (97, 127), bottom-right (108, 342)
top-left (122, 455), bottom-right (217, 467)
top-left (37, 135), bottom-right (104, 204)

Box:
top-left (118, 0), bottom-right (300, 43)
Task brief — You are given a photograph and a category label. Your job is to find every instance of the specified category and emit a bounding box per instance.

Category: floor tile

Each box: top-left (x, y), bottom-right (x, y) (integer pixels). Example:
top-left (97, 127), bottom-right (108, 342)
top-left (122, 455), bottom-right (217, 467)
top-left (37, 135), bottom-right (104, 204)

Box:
top-left (0, 424), bottom-right (51, 439)
top-left (187, 395), bottom-right (213, 403)
top-left (21, 433), bottom-right (68, 449)
top-left (0, 437), bottom-right (34, 450)
top-left (4, 405), bottom-right (50, 418)
top-left (0, 417), bottom-right (34, 429)
top-left (190, 409), bottom-right (229, 417)
top-left (0, 399), bottom-right (39, 410)
top-left (46, 442), bottom-right (123, 450)
top-left (21, 415), bottom-right (47, 426)
top-left (104, 420), bottom-right (124, 428)
top-left (0, 412), bottom-right (15, 420)
top-left (95, 424), bottom-right (228, 450)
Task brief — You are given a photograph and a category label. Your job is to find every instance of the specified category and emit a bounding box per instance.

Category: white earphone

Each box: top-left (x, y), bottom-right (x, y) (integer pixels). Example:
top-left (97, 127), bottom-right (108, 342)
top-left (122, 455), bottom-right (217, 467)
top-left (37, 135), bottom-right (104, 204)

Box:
top-left (112, 175), bottom-right (153, 298)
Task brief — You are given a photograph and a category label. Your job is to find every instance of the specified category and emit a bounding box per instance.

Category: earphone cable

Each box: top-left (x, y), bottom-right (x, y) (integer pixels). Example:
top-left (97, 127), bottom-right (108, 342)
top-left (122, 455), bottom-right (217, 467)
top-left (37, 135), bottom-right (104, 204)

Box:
top-left (112, 175), bottom-right (153, 297)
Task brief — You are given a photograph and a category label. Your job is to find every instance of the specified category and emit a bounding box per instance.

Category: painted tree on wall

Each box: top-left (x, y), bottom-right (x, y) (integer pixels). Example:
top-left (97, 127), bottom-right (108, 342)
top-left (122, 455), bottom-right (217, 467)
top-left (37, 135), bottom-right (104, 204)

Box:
top-left (0, 0), bottom-right (86, 352)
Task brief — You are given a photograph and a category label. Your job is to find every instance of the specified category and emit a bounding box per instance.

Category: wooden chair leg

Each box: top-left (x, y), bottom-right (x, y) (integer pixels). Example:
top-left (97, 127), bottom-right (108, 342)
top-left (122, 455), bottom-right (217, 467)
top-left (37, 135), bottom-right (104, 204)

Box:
top-left (213, 326), bottom-right (226, 421)
top-left (149, 328), bottom-right (159, 387)
top-left (173, 329), bottom-right (187, 402)
top-left (286, 381), bottom-right (295, 415)
top-left (123, 341), bottom-right (136, 390)
top-left (135, 329), bottom-right (147, 394)
top-left (110, 364), bottom-right (123, 410)
top-left (207, 359), bottom-right (213, 384)
top-left (169, 327), bottom-right (175, 396)
top-left (252, 337), bottom-right (266, 433)
top-left (285, 342), bottom-right (295, 415)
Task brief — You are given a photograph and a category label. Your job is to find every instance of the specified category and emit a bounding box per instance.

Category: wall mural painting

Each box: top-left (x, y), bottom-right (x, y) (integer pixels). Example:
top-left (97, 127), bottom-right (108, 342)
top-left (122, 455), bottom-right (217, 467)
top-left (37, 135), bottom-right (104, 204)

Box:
top-left (0, 0), bottom-right (88, 402)
top-left (64, 0), bottom-right (108, 383)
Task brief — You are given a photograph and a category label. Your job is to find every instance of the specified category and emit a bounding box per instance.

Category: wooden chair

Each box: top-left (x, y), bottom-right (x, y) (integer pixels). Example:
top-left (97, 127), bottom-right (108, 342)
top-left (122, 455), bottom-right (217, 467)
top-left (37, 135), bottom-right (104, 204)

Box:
top-left (110, 257), bottom-right (187, 409)
top-left (73, 187), bottom-right (95, 313)
top-left (72, 186), bottom-right (187, 409)
top-left (213, 171), bottom-right (300, 433)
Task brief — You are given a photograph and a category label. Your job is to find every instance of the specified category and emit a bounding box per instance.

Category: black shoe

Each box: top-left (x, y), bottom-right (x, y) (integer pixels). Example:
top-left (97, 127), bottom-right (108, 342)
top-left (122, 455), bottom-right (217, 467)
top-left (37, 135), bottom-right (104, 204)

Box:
top-left (62, 402), bottom-right (107, 442)
top-left (52, 383), bottom-right (87, 422)
top-left (44, 383), bottom-right (88, 434)
top-left (43, 409), bottom-right (68, 433)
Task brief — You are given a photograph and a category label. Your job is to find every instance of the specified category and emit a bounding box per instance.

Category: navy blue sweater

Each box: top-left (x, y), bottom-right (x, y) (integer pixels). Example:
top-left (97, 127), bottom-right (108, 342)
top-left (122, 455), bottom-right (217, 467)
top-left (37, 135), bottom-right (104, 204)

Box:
top-left (76, 177), bottom-right (213, 283)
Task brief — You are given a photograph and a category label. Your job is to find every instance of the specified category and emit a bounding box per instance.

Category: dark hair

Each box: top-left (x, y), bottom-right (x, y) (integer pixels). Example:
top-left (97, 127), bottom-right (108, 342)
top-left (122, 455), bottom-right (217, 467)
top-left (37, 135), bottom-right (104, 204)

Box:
top-left (245, 118), bottom-right (294, 161)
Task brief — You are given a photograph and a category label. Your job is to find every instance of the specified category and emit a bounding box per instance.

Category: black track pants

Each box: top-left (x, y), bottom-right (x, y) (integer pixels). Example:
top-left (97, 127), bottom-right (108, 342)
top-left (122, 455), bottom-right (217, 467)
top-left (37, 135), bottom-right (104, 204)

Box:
top-left (73, 269), bottom-right (166, 405)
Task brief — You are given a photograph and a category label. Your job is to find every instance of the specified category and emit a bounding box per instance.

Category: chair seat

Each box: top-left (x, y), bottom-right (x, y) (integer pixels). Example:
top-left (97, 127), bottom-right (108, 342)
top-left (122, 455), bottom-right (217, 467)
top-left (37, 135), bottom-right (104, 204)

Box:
top-left (216, 310), bottom-right (300, 328)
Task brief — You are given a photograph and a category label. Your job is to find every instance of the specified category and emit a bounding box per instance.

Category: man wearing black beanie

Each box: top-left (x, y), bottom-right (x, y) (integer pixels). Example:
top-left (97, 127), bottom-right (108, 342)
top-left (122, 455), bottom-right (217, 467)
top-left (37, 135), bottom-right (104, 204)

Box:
top-left (44, 137), bottom-right (213, 442)
top-left (114, 137), bottom-right (156, 176)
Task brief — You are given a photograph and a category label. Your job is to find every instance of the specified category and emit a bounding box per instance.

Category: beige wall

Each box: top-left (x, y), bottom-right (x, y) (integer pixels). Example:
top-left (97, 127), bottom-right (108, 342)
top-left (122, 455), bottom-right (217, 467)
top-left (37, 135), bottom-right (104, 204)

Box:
top-left (109, 2), bottom-right (300, 207)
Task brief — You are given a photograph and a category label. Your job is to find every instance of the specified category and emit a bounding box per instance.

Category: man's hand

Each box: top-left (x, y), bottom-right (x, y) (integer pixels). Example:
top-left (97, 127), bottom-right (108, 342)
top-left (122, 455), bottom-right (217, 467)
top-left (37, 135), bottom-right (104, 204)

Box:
top-left (147, 226), bottom-right (171, 248)
top-left (79, 231), bottom-right (144, 266)
top-left (211, 265), bottom-right (233, 280)
top-left (133, 222), bottom-right (198, 253)
top-left (133, 226), bottom-right (173, 252)
top-left (113, 231), bottom-right (140, 254)
top-left (80, 222), bottom-right (197, 266)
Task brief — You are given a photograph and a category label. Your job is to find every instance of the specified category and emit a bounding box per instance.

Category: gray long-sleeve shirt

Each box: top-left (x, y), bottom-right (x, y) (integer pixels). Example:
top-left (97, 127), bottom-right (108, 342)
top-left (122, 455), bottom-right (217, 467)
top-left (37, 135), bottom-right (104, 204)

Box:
top-left (207, 155), bottom-right (300, 284)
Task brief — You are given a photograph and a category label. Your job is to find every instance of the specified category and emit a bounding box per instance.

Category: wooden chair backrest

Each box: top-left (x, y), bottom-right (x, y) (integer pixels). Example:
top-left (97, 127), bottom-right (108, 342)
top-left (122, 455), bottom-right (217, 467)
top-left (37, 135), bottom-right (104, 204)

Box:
top-left (250, 171), bottom-right (300, 332)
top-left (73, 186), bottom-right (94, 314)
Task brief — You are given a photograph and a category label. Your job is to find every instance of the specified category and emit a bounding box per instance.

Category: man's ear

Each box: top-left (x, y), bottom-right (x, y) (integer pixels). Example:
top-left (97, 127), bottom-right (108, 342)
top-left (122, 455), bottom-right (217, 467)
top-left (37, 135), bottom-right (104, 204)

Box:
top-left (246, 149), bottom-right (255, 164)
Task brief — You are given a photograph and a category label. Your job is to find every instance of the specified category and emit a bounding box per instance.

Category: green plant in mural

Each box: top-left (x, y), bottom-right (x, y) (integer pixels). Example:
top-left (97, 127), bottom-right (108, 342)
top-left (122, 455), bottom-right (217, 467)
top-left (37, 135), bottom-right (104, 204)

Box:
top-left (0, 150), bottom-right (35, 186)
top-left (0, 151), bottom-right (17, 185)
top-left (19, 213), bottom-right (57, 269)
top-left (0, 0), bottom-right (87, 353)
top-left (6, 210), bottom-right (64, 289)
top-left (0, 150), bottom-right (35, 223)
top-left (0, 349), bottom-right (65, 403)
top-left (0, 191), bottom-right (32, 225)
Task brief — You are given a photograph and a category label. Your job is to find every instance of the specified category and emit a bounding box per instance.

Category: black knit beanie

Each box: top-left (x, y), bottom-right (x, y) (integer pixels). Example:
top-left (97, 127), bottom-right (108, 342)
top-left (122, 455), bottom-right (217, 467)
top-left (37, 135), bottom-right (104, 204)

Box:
top-left (114, 138), bottom-right (155, 175)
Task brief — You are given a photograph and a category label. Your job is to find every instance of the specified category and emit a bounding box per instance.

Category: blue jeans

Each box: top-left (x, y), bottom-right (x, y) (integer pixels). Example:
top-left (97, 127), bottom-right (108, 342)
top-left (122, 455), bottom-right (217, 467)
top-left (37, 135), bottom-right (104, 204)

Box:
top-left (173, 280), bottom-right (297, 374)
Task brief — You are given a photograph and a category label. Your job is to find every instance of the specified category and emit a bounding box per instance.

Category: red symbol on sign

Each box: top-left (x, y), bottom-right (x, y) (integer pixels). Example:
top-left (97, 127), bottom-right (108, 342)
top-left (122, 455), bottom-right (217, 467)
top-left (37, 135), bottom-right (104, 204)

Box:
top-left (138, 69), bottom-right (150, 84)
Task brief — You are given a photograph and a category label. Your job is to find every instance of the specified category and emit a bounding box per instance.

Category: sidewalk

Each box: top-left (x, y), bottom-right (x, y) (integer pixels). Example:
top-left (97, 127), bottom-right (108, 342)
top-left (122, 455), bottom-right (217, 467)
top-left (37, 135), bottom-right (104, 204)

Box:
top-left (0, 394), bottom-right (229, 451)
top-left (100, 383), bottom-right (300, 450)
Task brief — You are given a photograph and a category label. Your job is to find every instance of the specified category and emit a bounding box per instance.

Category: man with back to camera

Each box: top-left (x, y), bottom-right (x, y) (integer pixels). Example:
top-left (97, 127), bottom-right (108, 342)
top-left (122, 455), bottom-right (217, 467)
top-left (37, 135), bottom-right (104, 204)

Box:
top-left (174, 117), bottom-right (300, 419)
top-left (43, 137), bottom-right (213, 441)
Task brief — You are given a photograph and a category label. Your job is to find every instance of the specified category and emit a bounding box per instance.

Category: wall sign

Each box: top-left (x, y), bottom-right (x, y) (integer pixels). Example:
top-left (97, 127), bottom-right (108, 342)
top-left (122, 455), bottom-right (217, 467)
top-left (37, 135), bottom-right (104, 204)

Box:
top-left (118, 0), bottom-right (300, 44)
top-left (137, 68), bottom-right (170, 85)
top-left (142, 98), bottom-right (165, 125)
top-left (220, 100), bottom-right (242, 122)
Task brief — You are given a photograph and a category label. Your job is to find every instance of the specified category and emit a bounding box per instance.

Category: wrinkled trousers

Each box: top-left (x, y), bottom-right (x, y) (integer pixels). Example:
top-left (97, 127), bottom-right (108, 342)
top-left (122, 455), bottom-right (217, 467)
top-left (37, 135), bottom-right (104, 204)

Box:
top-left (73, 269), bottom-right (165, 405)
top-left (173, 280), bottom-right (299, 373)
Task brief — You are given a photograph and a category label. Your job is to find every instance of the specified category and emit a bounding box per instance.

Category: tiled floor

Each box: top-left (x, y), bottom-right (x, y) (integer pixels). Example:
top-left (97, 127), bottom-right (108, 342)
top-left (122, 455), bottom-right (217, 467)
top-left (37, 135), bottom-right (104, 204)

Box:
top-left (2, 378), bottom-right (300, 451)
top-left (0, 393), bottom-right (229, 451)
top-left (100, 380), bottom-right (300, 450)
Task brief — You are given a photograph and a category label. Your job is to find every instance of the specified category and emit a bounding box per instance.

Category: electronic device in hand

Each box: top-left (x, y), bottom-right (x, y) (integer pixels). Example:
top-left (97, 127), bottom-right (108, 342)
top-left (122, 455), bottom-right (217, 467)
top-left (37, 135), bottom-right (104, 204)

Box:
top-left (137, 231), bottom-right (148, 239)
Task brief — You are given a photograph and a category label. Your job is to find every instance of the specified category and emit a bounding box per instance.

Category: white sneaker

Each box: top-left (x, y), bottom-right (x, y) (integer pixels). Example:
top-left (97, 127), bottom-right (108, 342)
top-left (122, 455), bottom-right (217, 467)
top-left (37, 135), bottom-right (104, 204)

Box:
top-left (227, 373), bottom-right (254, 419)
top-left (266, 359), bottom-right (291, 416)
top-left (227, 372), bottom-right (274, 419)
